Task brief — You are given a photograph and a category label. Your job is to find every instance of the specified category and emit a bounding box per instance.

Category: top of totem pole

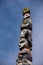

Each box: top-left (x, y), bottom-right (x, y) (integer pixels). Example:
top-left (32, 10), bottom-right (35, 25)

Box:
top-left (22, 8), bottom-right (30, 15)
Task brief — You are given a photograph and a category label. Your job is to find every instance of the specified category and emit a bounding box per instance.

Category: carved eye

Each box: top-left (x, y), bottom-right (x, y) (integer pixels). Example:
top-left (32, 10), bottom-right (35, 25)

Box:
top-left (26, 14), bottom-right (29, 16)
top-left (24, 13), bottom-right (30, 18)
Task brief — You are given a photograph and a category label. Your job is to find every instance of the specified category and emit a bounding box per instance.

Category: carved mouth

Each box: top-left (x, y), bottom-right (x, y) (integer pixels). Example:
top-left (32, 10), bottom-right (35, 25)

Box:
top-left (21, 22), bottom-right (29, 28)
top-left (20, 38), bottom-right (25, 43)
top-left (19, 40), bottom-right (25, 47)
top-left (24, 16), bottom-right (30, 20)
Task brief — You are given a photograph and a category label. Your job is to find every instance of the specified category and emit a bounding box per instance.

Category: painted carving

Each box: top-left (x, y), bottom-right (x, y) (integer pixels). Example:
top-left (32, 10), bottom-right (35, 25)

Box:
top-left (16, 8), bottom-right (32, 65)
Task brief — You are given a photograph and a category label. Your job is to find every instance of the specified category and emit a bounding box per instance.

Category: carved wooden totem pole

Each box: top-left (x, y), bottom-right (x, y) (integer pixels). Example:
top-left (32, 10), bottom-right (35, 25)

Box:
top-left (16, 8), bottom-right (32, 65)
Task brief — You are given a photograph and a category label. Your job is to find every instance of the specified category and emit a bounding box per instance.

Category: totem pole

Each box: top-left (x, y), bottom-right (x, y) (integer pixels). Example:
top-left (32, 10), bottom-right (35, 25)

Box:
top-left (16, 8), bottom-right (32, 65)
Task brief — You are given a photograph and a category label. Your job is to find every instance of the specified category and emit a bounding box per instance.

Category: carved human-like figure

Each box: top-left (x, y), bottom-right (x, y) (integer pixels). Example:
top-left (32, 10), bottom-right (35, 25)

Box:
top-left (21, 8), bottom-right (32, 31)
top-left (20, 29), bottom-right (32, 45)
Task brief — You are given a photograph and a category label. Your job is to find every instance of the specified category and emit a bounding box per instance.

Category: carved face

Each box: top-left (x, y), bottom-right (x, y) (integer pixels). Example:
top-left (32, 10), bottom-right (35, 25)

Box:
top-left (20, 29), bottom-right (32, 43)
top-left (19, 38), bottom-right (29, 50)
top-left (16, 59), bottom-right (32, 65)
top-left (20, 29), bottom-right (28, 38)
top-left (24, 13), bottom-right (30, 19)
top-left (21, 18), bottom-right (32, 30)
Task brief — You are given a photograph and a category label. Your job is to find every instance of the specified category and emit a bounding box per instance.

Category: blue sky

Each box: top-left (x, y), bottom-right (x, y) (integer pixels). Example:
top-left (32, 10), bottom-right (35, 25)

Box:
top-left (0, 0), bottom-right (43, 65)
